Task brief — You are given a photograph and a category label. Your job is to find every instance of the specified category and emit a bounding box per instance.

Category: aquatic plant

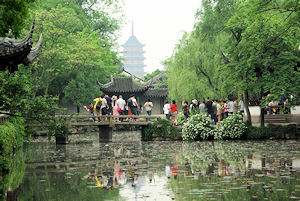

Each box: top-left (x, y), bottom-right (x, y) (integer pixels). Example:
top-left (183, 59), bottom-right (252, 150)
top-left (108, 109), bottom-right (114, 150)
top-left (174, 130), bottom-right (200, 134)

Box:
top-left (182, 113), bottom-right (213, 141)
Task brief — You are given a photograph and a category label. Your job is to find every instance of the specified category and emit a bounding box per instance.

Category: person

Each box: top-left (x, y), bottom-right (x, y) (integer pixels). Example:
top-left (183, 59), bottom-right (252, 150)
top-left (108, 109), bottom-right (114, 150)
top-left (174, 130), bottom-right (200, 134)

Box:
top-left (125, 102), bottom-right (130, 121)
top-left (100, 94), bottom-right (109, 121)
top-left (223, 100), bottom-right (230, 119)
top-left (189, 99), bottom-right (198, 114)
top-left (163, 101), bottom-right (171, 120)
top-left (170, 100), bottom-right (178, 126)
top-left (112, 95), bottom-right (119, 121)
top-left (83, 103), bottom-right (96, 121)
top-left (228, 99), bottom-right (234, 114)
top-left (116, 95), bottom-right (126, 121)
top-left (182, 100), bottom-right (189, 121)
top-left (128, 95), bottom-right (139, 116)
top-left (199, 101), bottom-right (205, 113)
top-left (93, 96), bottom-right (103, 122)
top-left (213, 99), bottom-right (218, 124)
top-left (165, 164), bottom-right (171, 179)
top-left (239, 98), bottom-right (244, 116)
top-left (217, 100), bottom-right (223, 123)
top-left (233, 98), bottom-right (238, 113)
top-left (144, 99), bottom-right (153, 119)
top-left (205, 97), bottom-right (213, 120)
top-left (105, 94), bottom-right (112, 115)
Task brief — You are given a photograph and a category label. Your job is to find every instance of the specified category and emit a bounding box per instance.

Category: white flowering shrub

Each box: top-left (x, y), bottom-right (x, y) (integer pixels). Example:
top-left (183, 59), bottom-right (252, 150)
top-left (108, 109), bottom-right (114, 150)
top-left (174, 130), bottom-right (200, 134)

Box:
top-left (214, 113), bottom-right (246, 140)
top-left (182, 113), bottom-right (213, 141)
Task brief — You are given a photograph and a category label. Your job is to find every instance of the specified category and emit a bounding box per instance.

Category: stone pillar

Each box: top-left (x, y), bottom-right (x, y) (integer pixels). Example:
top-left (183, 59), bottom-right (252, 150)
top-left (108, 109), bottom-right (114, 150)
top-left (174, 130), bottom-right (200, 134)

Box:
top-left (99, 125), bottom-right (112, 142)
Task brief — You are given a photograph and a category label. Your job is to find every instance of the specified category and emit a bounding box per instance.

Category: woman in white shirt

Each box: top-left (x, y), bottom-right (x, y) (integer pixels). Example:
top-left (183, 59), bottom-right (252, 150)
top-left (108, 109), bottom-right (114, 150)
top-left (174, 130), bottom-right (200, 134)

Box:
top-left (163, 101), bottom-right (171, 120)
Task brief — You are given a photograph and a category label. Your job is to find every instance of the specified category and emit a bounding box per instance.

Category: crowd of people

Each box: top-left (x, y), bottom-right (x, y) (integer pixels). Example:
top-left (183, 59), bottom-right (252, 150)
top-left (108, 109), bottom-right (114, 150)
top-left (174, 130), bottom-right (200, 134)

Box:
top-left (162, 97), bottom-right (245, 126)
top-left (83, 94), bottom-right (246, 125)
top-left (83, 94), bottom-right (154, 122)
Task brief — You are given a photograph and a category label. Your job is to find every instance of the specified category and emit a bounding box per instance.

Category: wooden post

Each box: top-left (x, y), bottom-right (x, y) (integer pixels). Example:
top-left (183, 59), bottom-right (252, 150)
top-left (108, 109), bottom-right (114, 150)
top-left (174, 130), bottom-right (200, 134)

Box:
top-left (99, 125), bottom-right (112, 142)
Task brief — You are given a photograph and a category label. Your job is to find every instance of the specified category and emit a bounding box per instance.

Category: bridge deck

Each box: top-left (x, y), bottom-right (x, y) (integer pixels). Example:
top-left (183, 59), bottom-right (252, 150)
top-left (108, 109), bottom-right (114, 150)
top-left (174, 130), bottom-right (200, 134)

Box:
top-left (30, 115), bottom-right (165, 127)
top-left (71, 121), bottom-right (151, 126)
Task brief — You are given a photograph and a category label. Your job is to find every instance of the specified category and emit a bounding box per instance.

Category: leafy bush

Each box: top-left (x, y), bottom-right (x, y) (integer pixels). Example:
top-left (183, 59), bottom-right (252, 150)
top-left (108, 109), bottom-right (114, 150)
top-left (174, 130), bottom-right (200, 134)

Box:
top-left (267, 124), bottom-right (297, 139)
top-left (142, 118), bottom-right (180, 141)
top-left (177, 112), bottom-right (185, 125)
top-left (0, 117), bottom-right (25, 173)
top-left (245, 126), bottom-right (271, 139)
top-left (214, 113), bottom-right (246, 140)
top-left (48, 117), bottom-right (71, 139)
top-left (182, 113), bottom-right (213, 141)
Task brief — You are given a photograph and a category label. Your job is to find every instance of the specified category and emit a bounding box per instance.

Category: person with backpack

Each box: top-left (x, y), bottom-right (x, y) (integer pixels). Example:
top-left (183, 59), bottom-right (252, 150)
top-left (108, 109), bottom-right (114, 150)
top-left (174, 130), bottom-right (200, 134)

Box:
top-left (101, 94), bottom-right (109, 121)
top-left (128, 95), bottom-right (139, 115)
top-left (93, 96), bottom-right (102, 122)
top-left (105, 94), bottom-right (112, 115)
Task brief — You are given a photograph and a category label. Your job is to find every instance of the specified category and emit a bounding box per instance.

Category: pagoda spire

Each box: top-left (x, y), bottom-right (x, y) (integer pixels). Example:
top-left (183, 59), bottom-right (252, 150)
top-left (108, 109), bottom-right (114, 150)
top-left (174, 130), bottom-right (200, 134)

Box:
top-left (132, 21), bottom-right (134, 36)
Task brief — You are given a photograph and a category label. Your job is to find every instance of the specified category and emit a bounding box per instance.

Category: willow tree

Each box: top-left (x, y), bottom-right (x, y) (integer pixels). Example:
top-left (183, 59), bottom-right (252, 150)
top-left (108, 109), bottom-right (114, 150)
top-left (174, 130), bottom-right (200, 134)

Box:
top-left (165, 0), bottom-right (238, 102)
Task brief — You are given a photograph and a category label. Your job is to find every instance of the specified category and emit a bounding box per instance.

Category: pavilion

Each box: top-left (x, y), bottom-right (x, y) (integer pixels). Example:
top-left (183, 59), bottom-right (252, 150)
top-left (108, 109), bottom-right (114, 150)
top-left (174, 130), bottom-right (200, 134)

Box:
top-left (98, 75), bottom-right (168, 114)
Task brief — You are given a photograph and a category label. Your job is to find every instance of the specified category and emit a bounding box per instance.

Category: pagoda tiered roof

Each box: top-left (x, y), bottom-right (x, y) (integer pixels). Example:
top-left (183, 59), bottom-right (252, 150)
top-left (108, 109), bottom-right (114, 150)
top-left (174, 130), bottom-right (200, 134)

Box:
top-left (122, 35), bottom-right (144, 47)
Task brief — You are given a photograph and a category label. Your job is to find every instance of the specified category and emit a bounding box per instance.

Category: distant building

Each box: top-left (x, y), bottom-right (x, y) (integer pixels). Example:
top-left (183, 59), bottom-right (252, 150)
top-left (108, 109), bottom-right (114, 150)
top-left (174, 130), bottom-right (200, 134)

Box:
top-left (122, 23), bottom-right (146, 78)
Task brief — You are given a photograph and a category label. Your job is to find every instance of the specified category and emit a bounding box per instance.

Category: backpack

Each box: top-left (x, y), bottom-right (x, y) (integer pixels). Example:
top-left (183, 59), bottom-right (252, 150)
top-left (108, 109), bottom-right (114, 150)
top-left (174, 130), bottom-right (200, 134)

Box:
top-left (128, 99), bottom-right (134, 108)
top-left (95, 98), bottom-right (102, 110)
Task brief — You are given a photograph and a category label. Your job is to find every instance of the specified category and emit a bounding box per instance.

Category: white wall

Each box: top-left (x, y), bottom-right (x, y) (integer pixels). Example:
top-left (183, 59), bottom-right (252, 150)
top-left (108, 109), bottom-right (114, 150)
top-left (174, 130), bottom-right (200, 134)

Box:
top-left (291, 106), bottom-right (300, 115)
top-left (244, 106), bottom-right (261, 116)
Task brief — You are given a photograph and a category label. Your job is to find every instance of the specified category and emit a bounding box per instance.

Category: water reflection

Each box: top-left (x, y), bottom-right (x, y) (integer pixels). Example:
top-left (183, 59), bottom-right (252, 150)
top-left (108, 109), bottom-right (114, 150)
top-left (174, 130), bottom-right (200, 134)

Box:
top-left (16, 138), bottom-right (300, 201)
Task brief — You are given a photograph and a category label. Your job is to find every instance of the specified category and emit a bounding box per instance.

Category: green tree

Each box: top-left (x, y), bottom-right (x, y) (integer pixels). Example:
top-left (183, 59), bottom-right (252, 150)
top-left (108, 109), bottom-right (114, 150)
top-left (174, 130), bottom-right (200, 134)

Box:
top-left (144, 69), bottom-right (163, 81)
top-left (0, 0), bottom-right (36, 37)
top-left (223, 0), bottom-right (300, 125)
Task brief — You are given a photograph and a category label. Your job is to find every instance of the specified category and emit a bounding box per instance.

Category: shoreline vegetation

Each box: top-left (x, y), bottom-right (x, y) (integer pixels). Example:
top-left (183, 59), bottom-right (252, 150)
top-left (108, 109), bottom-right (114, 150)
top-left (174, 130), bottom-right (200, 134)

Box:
top-left (0, 117), bottom-right (26, 200)
top-left (143, 113), bottom-right (299, 141)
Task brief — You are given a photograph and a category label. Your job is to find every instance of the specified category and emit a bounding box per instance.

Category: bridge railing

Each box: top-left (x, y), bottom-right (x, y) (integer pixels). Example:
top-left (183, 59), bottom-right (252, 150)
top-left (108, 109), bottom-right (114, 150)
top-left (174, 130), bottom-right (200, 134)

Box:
top-left (56, 114), bottom-right (165, 122)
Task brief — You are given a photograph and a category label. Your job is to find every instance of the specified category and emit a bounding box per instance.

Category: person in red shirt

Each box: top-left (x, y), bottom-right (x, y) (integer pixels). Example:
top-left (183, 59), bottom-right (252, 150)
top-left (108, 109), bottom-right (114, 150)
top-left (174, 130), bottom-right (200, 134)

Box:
top-left (171, 165), bottom-right (179, 179)
top-left (170, 100), bottom-right (178, 126)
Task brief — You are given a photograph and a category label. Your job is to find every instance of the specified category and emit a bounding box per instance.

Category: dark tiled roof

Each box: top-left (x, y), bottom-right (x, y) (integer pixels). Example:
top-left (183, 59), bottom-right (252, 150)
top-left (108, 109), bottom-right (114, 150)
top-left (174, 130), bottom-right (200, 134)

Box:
top-left (145, 71), bottom-right (167, 85)
top-left (144, 88), bottom-right (168, 98)
top-left (0, 23), bottom-right (42, 71)
top-left (100, 77), bottom-right (150, 93)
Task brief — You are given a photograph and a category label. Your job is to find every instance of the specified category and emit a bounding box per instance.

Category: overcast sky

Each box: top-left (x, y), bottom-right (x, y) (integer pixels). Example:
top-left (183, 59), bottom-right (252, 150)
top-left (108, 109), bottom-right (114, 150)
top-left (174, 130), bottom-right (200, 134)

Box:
top-left (118, 0), bottom-right (202, 73)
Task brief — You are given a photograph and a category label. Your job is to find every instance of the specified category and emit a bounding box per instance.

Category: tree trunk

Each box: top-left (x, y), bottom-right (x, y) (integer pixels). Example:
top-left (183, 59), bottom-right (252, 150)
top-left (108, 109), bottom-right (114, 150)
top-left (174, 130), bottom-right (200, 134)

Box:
top-left (243, 90), bottom-right (252, 126)
top-left (260, 107), bottom-right (265, 127)
top-left (77, 106), bottom-right (80, 114)
top-left (44, 82), bottom-right (50, 96)
top-left (260, 87), bottom-right (265, 127)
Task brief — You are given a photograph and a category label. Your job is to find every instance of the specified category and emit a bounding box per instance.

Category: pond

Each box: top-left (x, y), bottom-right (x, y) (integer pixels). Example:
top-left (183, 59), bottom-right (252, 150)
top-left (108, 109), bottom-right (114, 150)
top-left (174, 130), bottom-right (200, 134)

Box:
top-left (14, 132), bottom-right (300, 200)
